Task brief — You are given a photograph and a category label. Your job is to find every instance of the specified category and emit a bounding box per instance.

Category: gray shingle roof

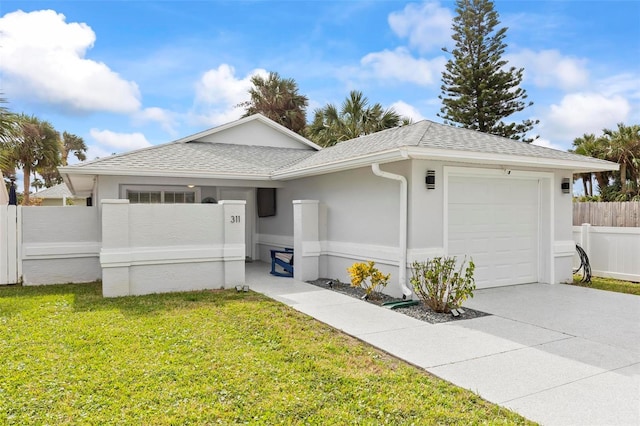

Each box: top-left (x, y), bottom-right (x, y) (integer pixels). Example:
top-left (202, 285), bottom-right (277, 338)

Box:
top-left (419, 121), bottom-right (609, 163)
top-left (32, 183), bottom-right (73, 199)
top-left (67, 142), bottom-right (316, 176)
top-left (63, 118), bottom-right (615, 181)
top-left (281, 120), bottom-right (614, 173)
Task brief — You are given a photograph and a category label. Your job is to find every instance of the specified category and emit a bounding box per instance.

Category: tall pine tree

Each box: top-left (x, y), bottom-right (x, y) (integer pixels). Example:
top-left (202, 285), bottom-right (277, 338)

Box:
top-left (438, 0), bottom-right (538, 142)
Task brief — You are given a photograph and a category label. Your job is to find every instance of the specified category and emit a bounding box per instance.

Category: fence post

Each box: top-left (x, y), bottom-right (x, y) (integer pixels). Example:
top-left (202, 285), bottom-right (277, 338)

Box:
top-left (0, 207), bottom-right (7, 284)
top-left (293, 200), bottom-right (321, 281)
top-left (100, 200), bottom-right (131, 297)
top-left (580, 223), bottom-right (591, 259)
top-left (0, 206), bottom-right (19, 285)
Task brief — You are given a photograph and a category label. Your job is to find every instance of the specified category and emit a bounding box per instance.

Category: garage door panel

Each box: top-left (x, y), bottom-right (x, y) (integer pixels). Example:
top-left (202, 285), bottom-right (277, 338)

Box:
top-left (448, 175), bottom-right (539, 288)
top-left (495, 265), bottom-right (515, 280)
top-left (515, 237), bottom-right (535, 251)
top-left (470, 239), bottom-right (491, 253)
top-left (473, 265), bottom-right (491, 283)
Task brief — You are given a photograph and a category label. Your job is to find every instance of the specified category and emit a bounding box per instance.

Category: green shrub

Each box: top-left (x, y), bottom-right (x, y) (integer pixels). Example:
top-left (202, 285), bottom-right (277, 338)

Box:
top-left (410, 257), bottom-right (475, 313)
top-left (347, 261), bottom-right (390, 300)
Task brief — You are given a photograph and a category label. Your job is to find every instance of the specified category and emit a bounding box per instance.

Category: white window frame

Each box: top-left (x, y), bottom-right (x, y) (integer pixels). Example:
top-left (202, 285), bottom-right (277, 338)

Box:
top-left (120, 185), bottom-right (202, 204)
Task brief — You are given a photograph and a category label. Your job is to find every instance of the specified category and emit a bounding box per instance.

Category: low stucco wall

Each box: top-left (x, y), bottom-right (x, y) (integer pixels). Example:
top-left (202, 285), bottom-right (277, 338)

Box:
top-left (21, 206), bottom-right (101, 285)
top-left (100, 200), bottom-right (245, 297)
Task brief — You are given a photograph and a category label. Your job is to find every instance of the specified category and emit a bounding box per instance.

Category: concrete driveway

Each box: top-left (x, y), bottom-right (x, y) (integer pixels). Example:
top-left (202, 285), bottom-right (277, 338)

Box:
top-left (436, 283), bottom-right (640, 425)
top-left (247, 264), bottom-right (640, 425)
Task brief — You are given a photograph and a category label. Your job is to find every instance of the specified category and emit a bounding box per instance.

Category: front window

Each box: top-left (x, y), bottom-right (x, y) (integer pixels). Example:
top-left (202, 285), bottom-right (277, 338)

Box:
top-left (127, 191), bottom-right (162, 204)
top-left (122, 186), bottom-right (200, 204)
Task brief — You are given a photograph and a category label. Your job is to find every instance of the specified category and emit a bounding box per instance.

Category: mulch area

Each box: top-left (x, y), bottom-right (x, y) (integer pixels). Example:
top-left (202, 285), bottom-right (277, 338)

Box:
top-left (307, 278), bottom-right (490, 324)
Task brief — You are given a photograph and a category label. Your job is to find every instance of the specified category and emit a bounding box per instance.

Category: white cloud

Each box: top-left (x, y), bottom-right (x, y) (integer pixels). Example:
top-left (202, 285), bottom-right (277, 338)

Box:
top-left (531, 137), bottom-right (565, 151)
top-left (390, 101), bottom-right (425, 122)
top-left (134, 107), bottom-right (179, 137)
top-left (195, 64), bottom-right (265, 105)
top-left (0, 9), bottom-right (141, 113)
top-left (507, 49), bottom-right (589, 91)
top-left (360, 48), bottom-right (446, 86)
top-left (596, 73), bottom-right (640, 100)
top-left (89, 129), bottom-right (152, 152)
top-left (191, 64), bottom-right (268, 126)
top-left (544, 92), bottom-right (631, 142)
top-left (388, 2), bottom-right (453, 53)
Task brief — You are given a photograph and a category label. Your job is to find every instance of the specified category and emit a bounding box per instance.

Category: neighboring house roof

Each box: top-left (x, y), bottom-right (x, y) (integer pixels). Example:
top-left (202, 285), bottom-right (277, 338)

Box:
top-left (275, 120), bottom-right (617, 178)
top-left (32, 183), bottom-right (77, 199)
top-left (60, 115), bottom-right (617, 195)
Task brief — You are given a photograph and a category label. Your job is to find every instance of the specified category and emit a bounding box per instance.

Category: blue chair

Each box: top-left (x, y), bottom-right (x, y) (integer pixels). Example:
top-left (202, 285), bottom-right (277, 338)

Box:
top-left (270, 248), bottom-right (294, 277)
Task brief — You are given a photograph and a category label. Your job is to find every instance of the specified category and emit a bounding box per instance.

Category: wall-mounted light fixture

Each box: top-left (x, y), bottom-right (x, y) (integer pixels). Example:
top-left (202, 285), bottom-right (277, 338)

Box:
top-left (425, 170), bottom-right (435, 189)
top-left (561, 178), bottom-right (571, 194)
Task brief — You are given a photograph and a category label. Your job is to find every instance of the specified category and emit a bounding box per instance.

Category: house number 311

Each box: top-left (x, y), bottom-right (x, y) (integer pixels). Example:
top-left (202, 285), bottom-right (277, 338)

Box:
top-left (230, 215), bottom-right (241, 224)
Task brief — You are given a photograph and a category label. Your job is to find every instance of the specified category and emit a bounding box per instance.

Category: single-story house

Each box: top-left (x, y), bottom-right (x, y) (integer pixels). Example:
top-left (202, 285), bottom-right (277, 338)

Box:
top-left (32, 183), bottom-right (87, 206)
top-left (59, 114), bottom-right (617, 297)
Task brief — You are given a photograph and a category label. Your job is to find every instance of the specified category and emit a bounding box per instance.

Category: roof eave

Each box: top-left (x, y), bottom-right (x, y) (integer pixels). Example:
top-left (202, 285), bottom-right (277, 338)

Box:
top-left (273, 146), bottom-right (619, 180)
top-left (59, 167), bottom-right (274, 181)
top-left (404, 147), bottom-right (619, 173)
top-left (273, 149), bottom-right (405, 180)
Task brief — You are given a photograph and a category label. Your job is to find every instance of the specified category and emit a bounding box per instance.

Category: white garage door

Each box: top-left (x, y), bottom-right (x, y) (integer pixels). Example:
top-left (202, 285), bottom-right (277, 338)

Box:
top-left (448, 175), bottom-right (539, 288)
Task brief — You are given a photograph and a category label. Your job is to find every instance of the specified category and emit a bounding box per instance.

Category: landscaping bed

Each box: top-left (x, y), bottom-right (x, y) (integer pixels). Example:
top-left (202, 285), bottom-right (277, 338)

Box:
top-left (308, 278), bottom-right (490, 324)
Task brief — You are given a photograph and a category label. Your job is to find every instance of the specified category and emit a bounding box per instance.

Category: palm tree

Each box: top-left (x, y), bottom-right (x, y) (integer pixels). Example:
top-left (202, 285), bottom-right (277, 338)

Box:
top-left (240, 72), bottom-right (308, 134)
top-left (602, 123), bottom-right (640, 197)
top-left (307, 91), bottom-right (404, 147)
top-left (0, 96), bottom-right (19, 173)
top-left (6, 114), bottom-right (60, 204)
top-left (570, 133), bottom-right (608, 196)
top-left (38, 131), bottom-right (87, 187)
top-left (60, 131), bottom-right (88, 165)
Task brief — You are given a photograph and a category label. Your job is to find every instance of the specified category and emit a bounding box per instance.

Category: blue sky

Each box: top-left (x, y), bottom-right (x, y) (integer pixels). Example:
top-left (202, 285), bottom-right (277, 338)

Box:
top-left (1, 0), bottom-right (639, 165)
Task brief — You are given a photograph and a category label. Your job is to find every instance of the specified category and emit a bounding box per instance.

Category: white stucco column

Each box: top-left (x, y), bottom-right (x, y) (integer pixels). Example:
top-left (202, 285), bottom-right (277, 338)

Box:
top-left (293, 200), bottom-right (321, 282)
top-left (100, 199), bottom-right (131, 297)
top-left (220, 200), bottom-right (246, 287)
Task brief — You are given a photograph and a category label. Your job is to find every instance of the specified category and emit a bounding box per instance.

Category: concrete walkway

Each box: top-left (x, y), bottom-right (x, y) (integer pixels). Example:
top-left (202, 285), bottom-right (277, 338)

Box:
top-left (246, 262), bottom-right (640, 425)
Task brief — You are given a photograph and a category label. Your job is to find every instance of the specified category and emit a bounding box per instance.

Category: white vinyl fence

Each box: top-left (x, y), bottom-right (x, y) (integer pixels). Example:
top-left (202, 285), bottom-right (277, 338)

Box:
top-left (0, 206), bottom-right (19, 285)
top-left (573, 224), bottom-right (640, 282)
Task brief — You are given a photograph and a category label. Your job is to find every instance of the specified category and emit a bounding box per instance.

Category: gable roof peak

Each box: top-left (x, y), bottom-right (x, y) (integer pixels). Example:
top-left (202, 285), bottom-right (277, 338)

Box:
top-left (174, 113), bottom-right (322, 150)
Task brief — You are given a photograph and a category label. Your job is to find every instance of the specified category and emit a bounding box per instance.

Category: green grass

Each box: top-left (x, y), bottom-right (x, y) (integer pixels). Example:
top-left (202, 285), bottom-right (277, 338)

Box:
top-left (573, 275), bottom-right (640, 295)
top-left (0, 283), bottom-right (532, 425)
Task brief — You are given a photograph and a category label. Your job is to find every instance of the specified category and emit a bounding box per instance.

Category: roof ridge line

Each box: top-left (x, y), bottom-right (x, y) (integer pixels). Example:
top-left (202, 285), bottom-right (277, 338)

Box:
top-left (416, 120), bottom-right (433, 146)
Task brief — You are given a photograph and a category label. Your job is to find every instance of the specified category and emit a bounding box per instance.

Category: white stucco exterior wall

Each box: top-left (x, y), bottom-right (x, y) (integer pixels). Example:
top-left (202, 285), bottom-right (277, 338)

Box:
top-left (554, 170), bottom-right (577, 283)
top-left (265, 160), bottom-right (577, 294)
top-left (257, 164), bottom-right (405, 295)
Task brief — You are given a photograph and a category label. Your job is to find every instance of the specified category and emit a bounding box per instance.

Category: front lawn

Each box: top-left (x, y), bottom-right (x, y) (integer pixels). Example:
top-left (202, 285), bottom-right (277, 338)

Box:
top-left (572, 275), bottom-right (640, 295)
top-left (0, 283), bottom-right (530, 424)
